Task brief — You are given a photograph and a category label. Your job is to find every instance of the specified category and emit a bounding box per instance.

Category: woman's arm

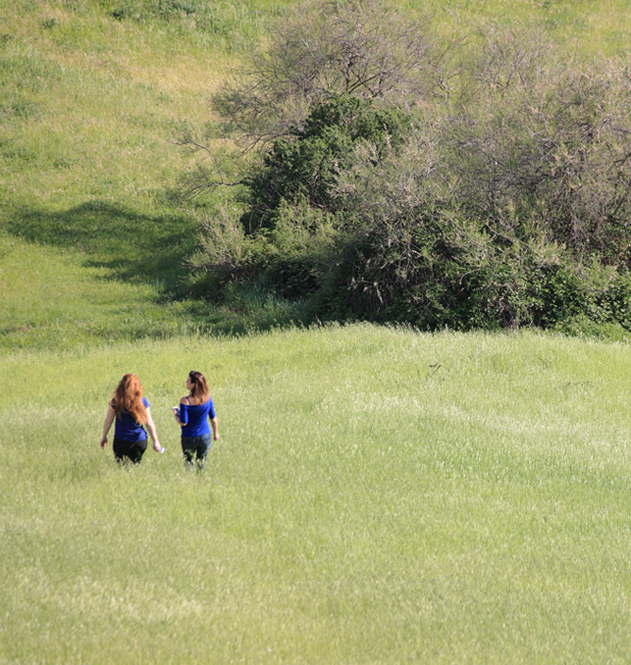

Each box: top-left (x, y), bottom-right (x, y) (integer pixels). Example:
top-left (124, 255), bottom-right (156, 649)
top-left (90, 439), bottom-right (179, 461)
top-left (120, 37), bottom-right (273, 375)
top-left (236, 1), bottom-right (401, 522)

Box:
top-left (144, 407), bottom-right (162, 453)
top-left (210, 416), bottom-right (219, 441)
top-left (173, 396), bottom-right (189, 426)
top-left (100, 404), bottom-right (116, 449)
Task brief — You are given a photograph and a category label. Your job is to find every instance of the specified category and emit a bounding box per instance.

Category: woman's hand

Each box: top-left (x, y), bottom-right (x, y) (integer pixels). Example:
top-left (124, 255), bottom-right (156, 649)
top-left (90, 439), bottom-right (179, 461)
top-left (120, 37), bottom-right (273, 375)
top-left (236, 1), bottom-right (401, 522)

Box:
top-left (152, 441), bottom-right (163, 453)
top-left (101, 405), bottom-right (115, 450)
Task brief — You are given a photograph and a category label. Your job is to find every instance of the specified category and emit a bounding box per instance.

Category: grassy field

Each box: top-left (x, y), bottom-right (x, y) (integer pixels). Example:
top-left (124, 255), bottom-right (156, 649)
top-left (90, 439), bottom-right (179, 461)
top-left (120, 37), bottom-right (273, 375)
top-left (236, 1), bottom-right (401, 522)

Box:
top-left (4, 1), bottom-right (631, 662)
top-left (3, 324), bottom-right (631, 663)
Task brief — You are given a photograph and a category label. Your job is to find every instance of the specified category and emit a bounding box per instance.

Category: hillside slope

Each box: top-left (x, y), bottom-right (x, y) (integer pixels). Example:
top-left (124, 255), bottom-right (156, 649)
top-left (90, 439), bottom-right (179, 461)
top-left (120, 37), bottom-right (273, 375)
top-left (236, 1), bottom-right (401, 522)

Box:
top-left (2, 0), bottom-right (631, 349)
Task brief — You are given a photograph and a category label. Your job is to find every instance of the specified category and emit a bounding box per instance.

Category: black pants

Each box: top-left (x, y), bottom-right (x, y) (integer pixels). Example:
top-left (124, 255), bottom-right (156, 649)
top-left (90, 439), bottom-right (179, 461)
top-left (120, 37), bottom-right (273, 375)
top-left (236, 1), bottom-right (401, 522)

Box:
top-left (113, 437), bottom-right (147, 464)
top-left (181, 433), bottom-right (212, 469)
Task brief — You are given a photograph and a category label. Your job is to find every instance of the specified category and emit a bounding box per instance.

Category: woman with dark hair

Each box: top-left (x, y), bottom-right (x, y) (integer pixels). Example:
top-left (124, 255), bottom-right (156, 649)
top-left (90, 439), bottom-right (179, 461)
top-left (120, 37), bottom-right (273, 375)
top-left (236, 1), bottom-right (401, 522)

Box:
top-left (100, 373), bottom-right (163, 463)
top-left (173, 370), bottom-right (219, 469)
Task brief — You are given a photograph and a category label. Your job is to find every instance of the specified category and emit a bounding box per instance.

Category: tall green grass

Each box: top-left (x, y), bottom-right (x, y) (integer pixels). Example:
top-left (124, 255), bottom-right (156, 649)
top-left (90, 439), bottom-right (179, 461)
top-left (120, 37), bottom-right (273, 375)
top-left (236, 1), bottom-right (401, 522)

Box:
top-left (0, 231), bottom-right (200, 350)
top-left (2, 324), bottom-right (631, 663)
top-left (422, 0), bottom-right (631, 56)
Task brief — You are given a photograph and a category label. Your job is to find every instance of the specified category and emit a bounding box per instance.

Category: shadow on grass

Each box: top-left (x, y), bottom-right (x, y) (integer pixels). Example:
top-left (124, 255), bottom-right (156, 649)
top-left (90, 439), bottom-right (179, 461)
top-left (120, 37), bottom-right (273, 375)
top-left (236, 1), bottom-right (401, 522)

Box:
top-left (6, 200), bottom-right (198, 289)
top-left (3, 199), bottom-right (310, 339)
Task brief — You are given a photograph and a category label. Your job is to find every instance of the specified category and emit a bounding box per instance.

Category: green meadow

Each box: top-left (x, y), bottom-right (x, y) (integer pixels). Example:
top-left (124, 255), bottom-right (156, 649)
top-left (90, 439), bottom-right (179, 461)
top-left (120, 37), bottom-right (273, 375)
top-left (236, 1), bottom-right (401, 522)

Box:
top-left (4, 326), bottom-right (631, 663)
top-left (3, 0), bottom-right (631, 662)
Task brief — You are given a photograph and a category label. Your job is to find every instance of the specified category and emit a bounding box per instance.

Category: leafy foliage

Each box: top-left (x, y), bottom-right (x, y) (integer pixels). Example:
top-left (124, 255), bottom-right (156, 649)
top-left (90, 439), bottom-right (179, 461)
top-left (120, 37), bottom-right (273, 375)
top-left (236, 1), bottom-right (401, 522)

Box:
top-left (187, 0), bottom-right (631, 333)
top-left (241, 94), bottom-right (410, 232)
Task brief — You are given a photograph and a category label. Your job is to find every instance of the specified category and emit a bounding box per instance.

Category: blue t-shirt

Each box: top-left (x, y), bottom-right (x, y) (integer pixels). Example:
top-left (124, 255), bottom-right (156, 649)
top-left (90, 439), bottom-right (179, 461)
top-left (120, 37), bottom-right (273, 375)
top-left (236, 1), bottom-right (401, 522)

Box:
top-left (114, 397), bottom-right (149, 442)
top-left (180, 398), bottom-right (216, 437)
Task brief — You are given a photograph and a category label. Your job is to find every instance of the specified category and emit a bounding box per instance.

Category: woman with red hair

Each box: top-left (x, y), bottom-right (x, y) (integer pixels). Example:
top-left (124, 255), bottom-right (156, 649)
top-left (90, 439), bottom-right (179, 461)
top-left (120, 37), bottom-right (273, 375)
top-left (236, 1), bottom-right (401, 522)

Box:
top-left (100, 374), bottom-right (162, 463)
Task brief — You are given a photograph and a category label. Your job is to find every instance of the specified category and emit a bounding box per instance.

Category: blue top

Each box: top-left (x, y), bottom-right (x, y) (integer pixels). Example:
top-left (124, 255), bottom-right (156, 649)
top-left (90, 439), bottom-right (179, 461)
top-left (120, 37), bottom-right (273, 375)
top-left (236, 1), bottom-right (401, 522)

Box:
top-left (114, 397), bottom-right (149, 442)
top-left (180, 398), bottom-right (216, 437)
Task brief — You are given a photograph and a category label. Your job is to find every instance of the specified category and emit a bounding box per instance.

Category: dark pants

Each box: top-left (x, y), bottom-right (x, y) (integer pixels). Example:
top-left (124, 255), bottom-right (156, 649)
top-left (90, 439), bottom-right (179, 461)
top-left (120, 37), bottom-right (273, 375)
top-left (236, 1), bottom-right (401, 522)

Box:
top-left (181, 433), bottom-right (212, 469)
top-left (113, 437), bottom-right (147, 464)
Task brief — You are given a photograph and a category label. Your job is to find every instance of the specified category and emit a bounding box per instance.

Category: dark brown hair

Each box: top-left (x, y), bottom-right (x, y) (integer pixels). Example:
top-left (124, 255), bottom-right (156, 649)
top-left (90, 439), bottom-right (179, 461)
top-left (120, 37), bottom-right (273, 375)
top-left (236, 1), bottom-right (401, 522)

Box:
top-left (188, 370), bottom-right (210, 405)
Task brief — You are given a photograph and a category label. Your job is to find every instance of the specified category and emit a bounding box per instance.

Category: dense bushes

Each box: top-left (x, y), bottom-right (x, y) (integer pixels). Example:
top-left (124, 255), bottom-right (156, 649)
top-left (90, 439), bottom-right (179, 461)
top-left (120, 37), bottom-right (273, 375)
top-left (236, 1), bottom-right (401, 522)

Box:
top-left (241, 95), bottom-right (410, 232)
top-left (183, 0), bottom-right (631, 332)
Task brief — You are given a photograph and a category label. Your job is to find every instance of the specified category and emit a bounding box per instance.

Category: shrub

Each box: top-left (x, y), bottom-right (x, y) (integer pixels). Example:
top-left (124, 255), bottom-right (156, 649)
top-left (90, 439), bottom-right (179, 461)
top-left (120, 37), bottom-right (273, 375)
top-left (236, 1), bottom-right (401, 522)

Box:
top-left (210, 0), bottom-right (446, 147)
top-left (184, 1), bottom-right (631, 333)
top-left (447, 30), bottom-right (631, 263)
top-left (241, 94), bottom-right (410, 232)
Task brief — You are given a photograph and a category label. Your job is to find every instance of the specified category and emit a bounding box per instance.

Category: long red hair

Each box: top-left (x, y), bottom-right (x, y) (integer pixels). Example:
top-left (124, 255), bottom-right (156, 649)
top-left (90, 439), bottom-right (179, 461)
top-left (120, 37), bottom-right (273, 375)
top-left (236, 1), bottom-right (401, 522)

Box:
top-left (111, 374), bottom-right (148, 424)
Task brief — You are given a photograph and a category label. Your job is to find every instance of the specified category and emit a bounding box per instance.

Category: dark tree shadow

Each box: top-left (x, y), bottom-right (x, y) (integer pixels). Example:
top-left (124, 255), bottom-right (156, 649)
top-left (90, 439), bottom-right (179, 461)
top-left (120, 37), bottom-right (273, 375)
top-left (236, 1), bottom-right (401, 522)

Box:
top-left (3, 199), bottom-right (310, 338)
top-left (6, 200), bottom-right (198, 289)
